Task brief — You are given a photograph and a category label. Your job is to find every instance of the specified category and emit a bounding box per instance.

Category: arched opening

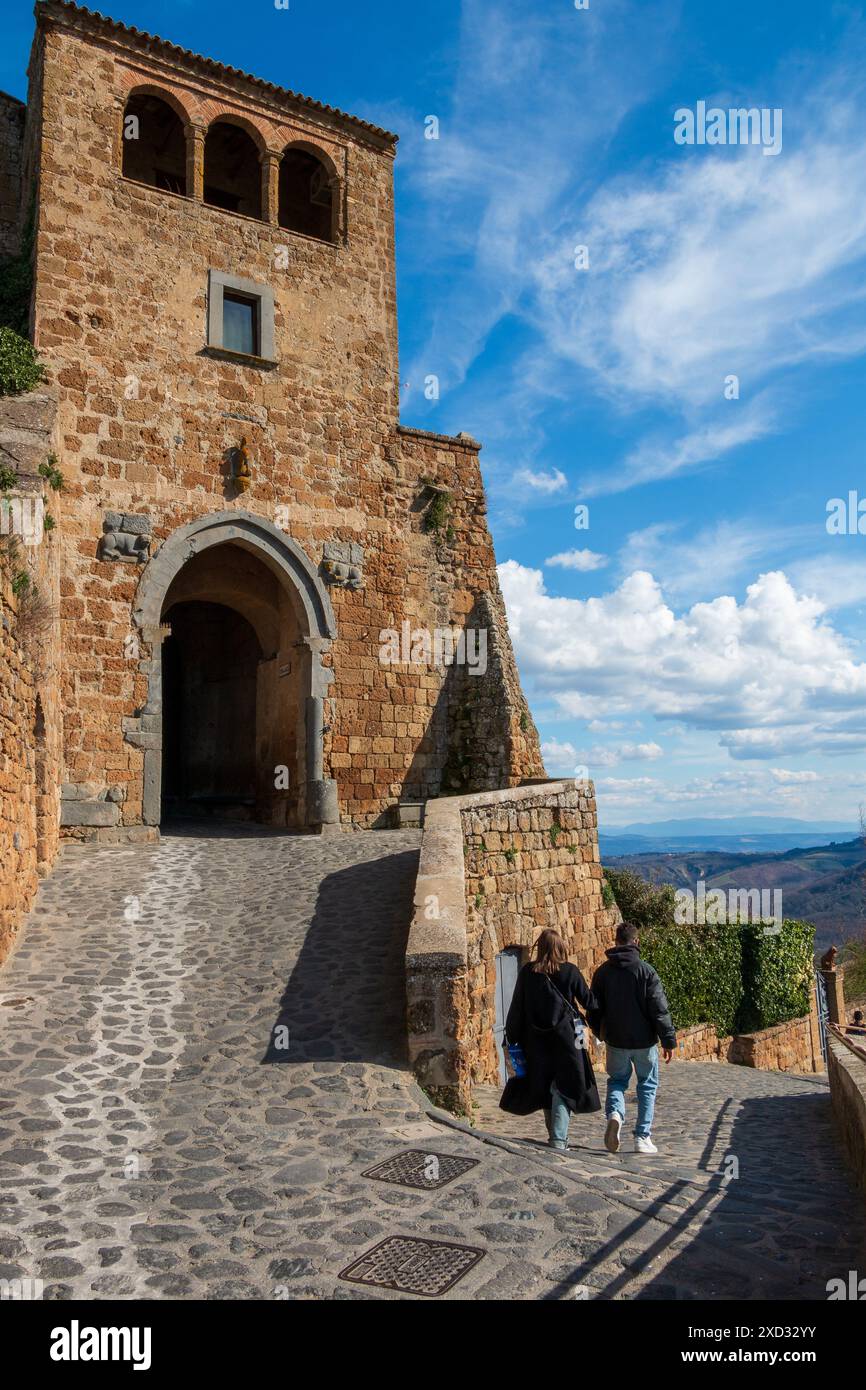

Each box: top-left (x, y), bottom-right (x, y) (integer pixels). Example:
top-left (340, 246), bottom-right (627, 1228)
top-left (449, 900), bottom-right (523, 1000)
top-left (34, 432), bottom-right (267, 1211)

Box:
top-left (158, 542), bottom-right (305, 826)
top-left (204, 120), bottom-right (262, 218)
top-left (122, 92), bottom-right (187, 194)
top-left (130, 511), bottom-right (337, 832)
top-left (278, 147), bottom-right (335, 242)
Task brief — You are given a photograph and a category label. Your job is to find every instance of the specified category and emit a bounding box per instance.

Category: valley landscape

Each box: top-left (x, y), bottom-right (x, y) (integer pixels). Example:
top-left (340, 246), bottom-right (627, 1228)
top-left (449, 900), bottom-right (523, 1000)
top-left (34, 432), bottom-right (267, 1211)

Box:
top-left (602, 818), bottom-right (866, 954)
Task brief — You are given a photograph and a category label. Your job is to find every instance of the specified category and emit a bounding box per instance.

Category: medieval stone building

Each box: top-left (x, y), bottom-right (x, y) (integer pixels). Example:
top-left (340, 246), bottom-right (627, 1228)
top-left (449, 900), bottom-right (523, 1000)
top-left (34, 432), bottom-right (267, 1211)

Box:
top-left (0, 1), bottom-right (544, 960)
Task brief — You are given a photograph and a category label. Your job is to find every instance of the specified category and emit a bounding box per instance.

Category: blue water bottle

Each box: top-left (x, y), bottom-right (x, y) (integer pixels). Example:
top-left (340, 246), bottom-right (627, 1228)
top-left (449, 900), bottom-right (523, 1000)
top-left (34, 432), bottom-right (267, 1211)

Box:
top-left (507, 1042), bottom-right (527, 1077)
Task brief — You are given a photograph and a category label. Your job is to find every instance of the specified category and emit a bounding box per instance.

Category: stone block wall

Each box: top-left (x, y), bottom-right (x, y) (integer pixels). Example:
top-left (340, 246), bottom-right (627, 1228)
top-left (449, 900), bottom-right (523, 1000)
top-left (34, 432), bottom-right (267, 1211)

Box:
top-left (17, 4), bottom-right (543, 833)
top-left (0, 389), bottom-right (62, 966)
top-left (827, 1029), bottom-right (866, 1196)
top-left (671, 1010), bottom-right (824, 1074)
top-left (406, 780), bottom-right (619, 1112)
top-left (728, 1011), bottom-right (823, 1074)
top-left (461, 782), bottom-right (619, 1085)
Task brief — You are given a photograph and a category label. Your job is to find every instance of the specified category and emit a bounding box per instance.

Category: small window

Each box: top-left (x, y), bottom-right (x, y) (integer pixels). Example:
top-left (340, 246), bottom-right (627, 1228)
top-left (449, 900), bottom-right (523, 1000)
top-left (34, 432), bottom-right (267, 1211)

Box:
top-left (222, 293), bottom-right (258, 356)
top-left (206, 270), bottom-right (276, 364)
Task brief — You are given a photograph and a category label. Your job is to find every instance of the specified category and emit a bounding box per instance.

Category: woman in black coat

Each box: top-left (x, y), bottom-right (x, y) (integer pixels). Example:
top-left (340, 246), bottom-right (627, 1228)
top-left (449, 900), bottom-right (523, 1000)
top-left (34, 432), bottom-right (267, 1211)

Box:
top-left (504, 928), bottom-right (600, 1149)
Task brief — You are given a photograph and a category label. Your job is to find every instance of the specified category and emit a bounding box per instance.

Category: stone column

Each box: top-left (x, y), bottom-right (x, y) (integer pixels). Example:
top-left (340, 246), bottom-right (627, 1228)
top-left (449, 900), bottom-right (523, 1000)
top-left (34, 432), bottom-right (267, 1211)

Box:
top-left (821, 965), bottom-right (847, 1026)
top-left (186, 124), bottom-right (206, 201)
top-left (260, 149), bottom-right (282, 225)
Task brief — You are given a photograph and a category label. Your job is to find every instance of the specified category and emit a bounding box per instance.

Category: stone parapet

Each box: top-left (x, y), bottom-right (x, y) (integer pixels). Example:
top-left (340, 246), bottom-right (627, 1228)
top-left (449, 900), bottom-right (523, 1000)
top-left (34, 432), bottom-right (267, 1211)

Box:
top-left (406, 779), bottom-right (619, 1112)
top-left (827, 1028), bottom-right (866, 1196)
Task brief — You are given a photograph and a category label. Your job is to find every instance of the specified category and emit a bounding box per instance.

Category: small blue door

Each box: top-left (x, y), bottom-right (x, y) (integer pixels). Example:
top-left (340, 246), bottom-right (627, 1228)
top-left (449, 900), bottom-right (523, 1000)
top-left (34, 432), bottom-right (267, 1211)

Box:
top-left (494, 947), bottom-right (522, 1084)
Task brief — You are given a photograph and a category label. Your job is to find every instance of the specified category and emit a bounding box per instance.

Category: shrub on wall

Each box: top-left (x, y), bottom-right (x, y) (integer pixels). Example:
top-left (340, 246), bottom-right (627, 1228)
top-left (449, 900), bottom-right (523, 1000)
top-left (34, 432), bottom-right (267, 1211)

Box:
top-left (604, 869), bottom-right (816, 1036)
top-left (640, 921), bottom-right (744, 1039)
top-left (739, 919), bottom-right (815, 1033)
top-left (603, 867), bottom-right (677, 932)
top-left (0, 327), bottom-right (45, 396)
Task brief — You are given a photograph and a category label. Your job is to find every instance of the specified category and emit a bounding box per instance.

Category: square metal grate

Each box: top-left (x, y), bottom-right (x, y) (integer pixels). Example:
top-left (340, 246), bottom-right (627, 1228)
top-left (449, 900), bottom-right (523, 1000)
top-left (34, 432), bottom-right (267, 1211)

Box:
top-left (338, 1235), bottom-right (485, 1297)
top-left (361, 1149), bottom-right (480, 1191)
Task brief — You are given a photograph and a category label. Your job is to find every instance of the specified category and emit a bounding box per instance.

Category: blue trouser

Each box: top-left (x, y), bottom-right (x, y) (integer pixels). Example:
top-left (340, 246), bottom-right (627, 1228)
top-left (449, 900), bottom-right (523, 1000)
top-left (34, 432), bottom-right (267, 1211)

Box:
top-left (605, 1045), bottom-right (659, 1138)
top-left (545, 1082), bottom-right (571, 1148)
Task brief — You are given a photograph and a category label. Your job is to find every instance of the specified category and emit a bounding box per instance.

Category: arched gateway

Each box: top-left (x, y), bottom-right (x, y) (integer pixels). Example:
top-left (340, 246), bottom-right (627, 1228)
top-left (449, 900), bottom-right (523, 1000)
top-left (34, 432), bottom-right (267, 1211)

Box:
top-left (126, 512), bottom-right (338, 832)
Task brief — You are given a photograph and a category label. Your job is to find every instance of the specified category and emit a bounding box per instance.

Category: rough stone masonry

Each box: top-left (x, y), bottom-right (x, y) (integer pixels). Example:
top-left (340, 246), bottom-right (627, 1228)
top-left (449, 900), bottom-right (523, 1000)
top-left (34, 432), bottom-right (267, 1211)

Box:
top-left (0, 1), bottom-right (546, 959)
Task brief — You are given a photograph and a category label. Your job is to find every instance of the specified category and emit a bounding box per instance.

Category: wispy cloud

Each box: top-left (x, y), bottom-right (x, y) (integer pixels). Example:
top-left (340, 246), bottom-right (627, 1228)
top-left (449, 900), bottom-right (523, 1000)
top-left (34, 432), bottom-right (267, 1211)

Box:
top-left (546, 547), bottom-right (609, 572)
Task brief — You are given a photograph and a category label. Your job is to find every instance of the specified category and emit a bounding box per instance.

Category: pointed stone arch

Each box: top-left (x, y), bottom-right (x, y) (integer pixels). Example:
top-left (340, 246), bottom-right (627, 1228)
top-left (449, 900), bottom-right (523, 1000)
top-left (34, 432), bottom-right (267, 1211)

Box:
top-left (126, 512), bottom-right (338, 831)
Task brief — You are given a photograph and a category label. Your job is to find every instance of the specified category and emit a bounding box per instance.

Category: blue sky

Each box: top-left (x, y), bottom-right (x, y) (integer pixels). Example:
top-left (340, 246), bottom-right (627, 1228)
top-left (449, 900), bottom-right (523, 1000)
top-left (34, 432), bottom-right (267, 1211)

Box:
top-left (5, 0), bottom-right (866, 828)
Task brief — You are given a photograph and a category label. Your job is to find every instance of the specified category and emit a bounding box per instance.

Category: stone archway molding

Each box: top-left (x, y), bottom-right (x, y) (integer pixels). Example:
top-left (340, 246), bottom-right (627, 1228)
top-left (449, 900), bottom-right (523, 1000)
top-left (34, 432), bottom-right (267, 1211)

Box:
top-left (133, 510), bottom-right (336, 643)
top-left (125, 511), bottom-right (338, 830)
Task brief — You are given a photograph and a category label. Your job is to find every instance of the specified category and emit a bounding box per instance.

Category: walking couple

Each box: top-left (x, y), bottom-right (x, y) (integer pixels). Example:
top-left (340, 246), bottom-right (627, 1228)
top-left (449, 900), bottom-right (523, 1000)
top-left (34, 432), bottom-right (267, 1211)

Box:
top-left (501, 922), bottom-right (676, 1154)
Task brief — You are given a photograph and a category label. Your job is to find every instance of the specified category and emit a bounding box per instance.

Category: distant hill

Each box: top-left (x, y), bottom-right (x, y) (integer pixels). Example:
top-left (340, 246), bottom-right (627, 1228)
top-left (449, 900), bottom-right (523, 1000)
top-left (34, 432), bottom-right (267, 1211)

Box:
top-left (615, 816), bottom-right (858, 836)
top-left (603, 836), bottom-right (866, 954)
top-left (601, 817), bottom-right (859, 857)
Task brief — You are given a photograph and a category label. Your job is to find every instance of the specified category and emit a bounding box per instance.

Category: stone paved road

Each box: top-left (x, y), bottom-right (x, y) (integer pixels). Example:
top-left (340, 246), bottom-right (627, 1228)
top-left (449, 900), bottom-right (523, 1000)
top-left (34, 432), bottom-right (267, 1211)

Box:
top-left (1, 827), bottom-right (864, 1301)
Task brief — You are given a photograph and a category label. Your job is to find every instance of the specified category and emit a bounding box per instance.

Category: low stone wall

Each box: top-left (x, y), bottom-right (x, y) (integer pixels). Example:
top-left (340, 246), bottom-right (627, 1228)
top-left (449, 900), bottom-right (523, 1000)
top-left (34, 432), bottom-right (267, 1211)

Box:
top-left (406, 779), bottom-right (619, 1111)
top-left (673, 1023), bottom-right (733, 1062)
top-left (672, 1009), bottom-right (823, 1073)
top-left (729, 1012), bottom-right (823, 1073)
top-left (827, 1029), bottom-right (866, 1196)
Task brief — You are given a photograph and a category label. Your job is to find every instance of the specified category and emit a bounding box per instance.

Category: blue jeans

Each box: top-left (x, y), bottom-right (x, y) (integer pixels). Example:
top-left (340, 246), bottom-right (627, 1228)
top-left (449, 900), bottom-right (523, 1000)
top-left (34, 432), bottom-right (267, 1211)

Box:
top-left (547, 1082), bottom-right (570, 1148)
top-left (605, 1045), bottom-right (659, 1138)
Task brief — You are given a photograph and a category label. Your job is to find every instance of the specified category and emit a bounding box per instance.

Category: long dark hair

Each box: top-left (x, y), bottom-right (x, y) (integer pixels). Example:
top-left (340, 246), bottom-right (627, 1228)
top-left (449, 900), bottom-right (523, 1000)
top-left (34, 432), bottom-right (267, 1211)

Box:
top-left (530, 928), bottom-right (568, 975)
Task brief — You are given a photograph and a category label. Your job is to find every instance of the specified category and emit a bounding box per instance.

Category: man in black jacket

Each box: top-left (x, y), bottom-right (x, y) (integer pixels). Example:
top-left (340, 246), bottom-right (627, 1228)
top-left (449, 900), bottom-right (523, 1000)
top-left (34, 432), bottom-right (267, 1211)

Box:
top-left (588, 922), bottom-right (676, 1155)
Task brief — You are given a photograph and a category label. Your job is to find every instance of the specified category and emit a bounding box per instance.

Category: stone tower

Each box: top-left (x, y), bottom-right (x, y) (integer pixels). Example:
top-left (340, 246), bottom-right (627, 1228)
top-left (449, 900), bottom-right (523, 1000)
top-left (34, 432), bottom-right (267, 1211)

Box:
top-left (0, 0), bottom-right (543, 884)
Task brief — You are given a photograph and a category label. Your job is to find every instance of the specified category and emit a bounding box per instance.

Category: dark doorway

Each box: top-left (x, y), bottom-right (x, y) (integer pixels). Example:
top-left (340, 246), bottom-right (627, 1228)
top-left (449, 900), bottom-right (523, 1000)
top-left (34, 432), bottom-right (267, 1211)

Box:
top-left (161, 600), bottom-right (262, 821)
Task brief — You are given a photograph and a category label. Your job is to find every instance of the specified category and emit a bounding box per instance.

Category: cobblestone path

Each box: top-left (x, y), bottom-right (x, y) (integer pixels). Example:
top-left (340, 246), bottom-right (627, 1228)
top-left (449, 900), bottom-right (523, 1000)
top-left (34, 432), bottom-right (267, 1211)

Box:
top-left (1, 827), bottom-right (864, 1301)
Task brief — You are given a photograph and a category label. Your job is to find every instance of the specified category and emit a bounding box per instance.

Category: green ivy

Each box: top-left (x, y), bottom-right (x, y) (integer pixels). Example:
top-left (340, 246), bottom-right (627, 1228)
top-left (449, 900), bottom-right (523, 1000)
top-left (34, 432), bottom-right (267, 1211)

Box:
top-left (0, 193), bottom-right (36, 336)
top-left (842, 937), bottom-right (866, 1000)
top-left (0, 463), bottom-right (17, 492)
top-left (605, 867), bottom-right (816, 1037)
top-left (38, 454), bottom-right (64, 491)
top-left (738, 920), bottom-right (815, 1033)
top-left (0, 327), bottom-right (45, 396)
top-left (641, 920), bottom-right (744, 1038)
top-left (424, 488), bottom-right (451, 534)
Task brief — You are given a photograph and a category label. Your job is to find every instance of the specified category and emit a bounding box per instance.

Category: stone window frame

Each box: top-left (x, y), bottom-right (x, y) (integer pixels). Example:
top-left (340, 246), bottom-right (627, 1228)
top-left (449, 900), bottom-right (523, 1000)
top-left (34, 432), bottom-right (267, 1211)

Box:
top-left (205, 269), bottom-right (277, 366)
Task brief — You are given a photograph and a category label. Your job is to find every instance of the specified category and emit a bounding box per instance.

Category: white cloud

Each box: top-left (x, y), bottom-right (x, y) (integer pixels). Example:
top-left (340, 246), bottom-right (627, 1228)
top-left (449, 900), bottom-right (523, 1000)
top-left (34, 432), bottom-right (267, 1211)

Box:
top-left (577, 741), bottom-right (664, 769)
top-left (582, 403), bottom-right (776, 497)
top-left (546, 548), bottom-right (609, 571)
top-left (541, 737), bottom-right (578, 772)
top-left (526, 79), bottom-right (866, 493)
top-left (499, 559), bottom-right (866, 759)
top-left (788, 554), bottom-right (866, 611)
top-left (510, 467), bottom-right (568, 495)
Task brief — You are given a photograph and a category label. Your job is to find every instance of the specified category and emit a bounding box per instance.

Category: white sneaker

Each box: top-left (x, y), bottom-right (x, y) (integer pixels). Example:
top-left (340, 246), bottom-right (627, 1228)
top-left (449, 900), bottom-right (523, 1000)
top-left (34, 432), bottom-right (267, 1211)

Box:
top-left (634, 1135), bottom-right (658, 1155)
top-left (604, 1114), bottom-right (622, 1153)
